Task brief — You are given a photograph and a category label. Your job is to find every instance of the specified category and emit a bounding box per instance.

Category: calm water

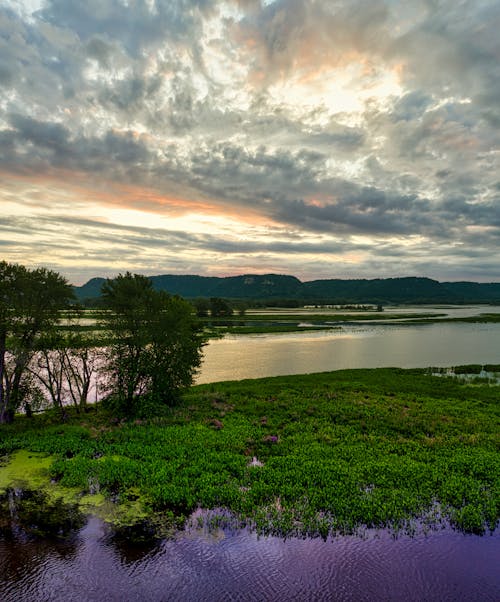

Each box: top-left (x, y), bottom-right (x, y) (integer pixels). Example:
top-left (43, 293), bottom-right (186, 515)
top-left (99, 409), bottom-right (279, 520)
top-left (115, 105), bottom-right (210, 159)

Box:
top-left (1, 518), bottom-right (499, 602)
top-left (249, 304), bottom-right (500, 318)
top-left (197, 322), bottom-right (500, 383)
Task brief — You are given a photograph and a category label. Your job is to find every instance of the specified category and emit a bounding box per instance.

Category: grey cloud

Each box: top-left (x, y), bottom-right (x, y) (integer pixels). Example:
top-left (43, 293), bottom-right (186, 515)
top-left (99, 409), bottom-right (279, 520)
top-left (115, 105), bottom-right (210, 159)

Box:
top-left (390, 2), bottom-right (500, 109)
top-left (38, 0), bottom-right (216, 58)
top-left (182, 143), bottom-right (325, 206)
top-left (391, 91), bottom-right (433, 122)
top-left (9, 113), bottom-right (71, 153)
top-left (0, 6), bottom-right (88, 115)
top-left (241, 112), bottom-right (366, 153)
top-left (3, 115), bottom-right (152, 172)
top-left (0, 63), bottom-right (13, 86)
top-left (86, 37), bottom-right (115, 69)
top-left (97, 74), bottom-right (164, 113)
top-left (272, 191), bottom-right (430, 237)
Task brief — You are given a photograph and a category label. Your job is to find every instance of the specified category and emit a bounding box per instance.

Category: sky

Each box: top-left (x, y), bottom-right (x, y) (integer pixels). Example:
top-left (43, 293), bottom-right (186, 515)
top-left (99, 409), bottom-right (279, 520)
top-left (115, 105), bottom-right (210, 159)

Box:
top-left (1, 0), bottom-right (499, 285)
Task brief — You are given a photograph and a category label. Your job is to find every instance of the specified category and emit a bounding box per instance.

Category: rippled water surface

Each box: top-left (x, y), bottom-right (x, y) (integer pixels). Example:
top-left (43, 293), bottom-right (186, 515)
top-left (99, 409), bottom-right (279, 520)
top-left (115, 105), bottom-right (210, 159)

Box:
top-left (1, 519), bottom-right (499, 601)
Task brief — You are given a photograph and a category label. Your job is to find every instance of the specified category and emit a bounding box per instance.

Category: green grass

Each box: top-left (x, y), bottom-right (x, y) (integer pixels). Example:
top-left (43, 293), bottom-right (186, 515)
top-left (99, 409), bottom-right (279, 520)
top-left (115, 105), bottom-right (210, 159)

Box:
top-left (405, 313), bottom-right (500, 325)
top-left (0, 368), bottom-right (498, 537)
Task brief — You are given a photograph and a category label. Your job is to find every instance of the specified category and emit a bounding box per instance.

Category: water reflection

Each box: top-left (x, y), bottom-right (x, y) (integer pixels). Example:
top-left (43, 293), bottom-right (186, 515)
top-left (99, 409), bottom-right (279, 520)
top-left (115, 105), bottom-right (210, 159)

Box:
top-left (198, 323), bottom-right (500, 383)
top-left (0, 487), bottom-right (84, 540)
top-left (1, 517), bottom-right (499, 601)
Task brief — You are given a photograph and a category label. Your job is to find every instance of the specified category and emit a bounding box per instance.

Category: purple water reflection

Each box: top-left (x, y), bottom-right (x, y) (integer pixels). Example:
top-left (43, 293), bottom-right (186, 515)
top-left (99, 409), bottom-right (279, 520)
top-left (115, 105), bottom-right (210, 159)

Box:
top-left (1, 518), bottom-right (499, 601)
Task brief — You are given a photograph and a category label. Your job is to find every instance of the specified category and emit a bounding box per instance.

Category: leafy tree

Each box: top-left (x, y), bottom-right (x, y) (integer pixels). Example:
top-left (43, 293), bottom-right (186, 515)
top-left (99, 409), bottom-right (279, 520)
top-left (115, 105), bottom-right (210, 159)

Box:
top-left (101, 273), bottom-right (204, 416)
top-left (30, 335), bottom-right (67, 417)
top-left (0, 262), bottom-right (74, 423)
top-left (209, 297), bottom-right (233, 317)
top-left (193, 297), bottom-right (211, 317)
top-left (233, 301), bottom-right (247, 317)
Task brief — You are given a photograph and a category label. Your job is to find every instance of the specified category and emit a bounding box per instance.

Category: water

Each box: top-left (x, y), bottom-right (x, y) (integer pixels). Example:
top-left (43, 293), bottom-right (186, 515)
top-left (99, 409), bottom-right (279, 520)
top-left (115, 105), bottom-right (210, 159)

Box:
top-left (197, 322), bottom-right (500, 383)
top-left (1, 518), bottom-right (499, 601)
top-left (249, 304), bottom-right (500, 319)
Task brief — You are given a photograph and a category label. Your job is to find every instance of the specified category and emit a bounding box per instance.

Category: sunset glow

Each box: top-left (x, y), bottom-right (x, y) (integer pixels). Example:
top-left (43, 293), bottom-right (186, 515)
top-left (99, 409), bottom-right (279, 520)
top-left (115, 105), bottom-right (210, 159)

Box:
top-left (1, 0), bottom-right (499, 284)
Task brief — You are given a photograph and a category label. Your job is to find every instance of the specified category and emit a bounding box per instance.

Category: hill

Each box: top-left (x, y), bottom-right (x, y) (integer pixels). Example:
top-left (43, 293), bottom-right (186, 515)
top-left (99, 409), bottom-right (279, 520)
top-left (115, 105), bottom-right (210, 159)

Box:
top-left (73, 274), bottom-right (500, 305)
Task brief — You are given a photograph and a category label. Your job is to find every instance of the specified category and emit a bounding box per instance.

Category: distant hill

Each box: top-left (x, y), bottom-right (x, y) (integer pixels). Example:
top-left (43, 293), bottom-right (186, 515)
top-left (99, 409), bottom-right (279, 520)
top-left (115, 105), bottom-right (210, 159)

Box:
top-left (301, 277), bottom-right (452, 304)
top-left (75, 277), bottom-right (107, 300)
top-left (150, 274), bottom-right (303, 299)
top-left (73, 274), bottom-right (500, 305)
top-left (442, 282), bottom-right (500, 303)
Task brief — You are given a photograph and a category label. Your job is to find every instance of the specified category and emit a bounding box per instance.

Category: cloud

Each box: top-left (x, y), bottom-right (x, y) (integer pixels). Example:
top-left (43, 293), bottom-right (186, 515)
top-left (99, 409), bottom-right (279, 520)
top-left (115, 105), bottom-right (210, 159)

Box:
top-left (38, 0), bottom-right (216, 58)
top-left (2, 114), bottom-right (152, 175)
top-left (0, 0), bottom-right (499, 282)
top-left (232, 0), bottom-right (391, 85)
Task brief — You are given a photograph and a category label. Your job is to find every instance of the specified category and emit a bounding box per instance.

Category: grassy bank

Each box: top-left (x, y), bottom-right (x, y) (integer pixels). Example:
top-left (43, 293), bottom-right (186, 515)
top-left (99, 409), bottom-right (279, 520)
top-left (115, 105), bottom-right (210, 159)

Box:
top-left (1, 368), bottom-right (498, 538)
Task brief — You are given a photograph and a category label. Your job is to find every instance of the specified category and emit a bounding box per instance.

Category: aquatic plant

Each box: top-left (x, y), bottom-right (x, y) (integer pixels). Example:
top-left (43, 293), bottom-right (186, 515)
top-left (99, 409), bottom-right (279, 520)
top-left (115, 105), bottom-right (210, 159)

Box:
top-left (0, 368), bottom-right (498, 537)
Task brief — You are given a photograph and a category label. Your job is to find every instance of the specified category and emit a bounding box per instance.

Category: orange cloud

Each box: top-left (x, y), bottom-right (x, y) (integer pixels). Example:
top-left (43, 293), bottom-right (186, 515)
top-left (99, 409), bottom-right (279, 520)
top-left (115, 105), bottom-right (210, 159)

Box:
top-left (0, 167), bottom-right (276, 227)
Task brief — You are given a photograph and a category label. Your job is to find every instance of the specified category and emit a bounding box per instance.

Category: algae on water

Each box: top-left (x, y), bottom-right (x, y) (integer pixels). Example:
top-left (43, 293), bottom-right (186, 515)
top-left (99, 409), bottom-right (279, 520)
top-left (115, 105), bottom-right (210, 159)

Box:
top-left (0, 449), bottom-right (150, 532)
top-left (0, 450), bottom-right (54, 494)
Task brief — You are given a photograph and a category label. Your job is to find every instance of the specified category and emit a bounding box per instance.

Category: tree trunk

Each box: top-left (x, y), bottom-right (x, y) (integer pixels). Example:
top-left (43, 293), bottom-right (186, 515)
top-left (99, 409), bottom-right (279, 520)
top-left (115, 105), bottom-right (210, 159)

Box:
top-left (24, 400), bottom-right (33, 419)
top-left (9, 354), bottom-right (29, 420)
top-left (0, 330), bottom-right (6, 423)
top-left (0, 331), bottom-right (15, 424)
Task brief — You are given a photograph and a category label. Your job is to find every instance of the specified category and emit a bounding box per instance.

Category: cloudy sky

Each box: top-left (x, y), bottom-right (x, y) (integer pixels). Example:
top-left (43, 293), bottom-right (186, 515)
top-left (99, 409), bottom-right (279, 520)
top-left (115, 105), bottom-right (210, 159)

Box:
top-left (1, 0), bottom-right (499, 285)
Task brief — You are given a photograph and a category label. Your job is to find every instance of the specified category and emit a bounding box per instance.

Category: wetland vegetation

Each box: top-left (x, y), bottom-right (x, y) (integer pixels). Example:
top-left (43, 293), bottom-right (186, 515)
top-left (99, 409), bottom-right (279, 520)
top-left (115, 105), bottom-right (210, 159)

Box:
top-left (1, 368), bottom-right (498, 540)
top-left (1, 262), bottom-right (498, 544)
top-left (57, 307), bottom-right (500, 338)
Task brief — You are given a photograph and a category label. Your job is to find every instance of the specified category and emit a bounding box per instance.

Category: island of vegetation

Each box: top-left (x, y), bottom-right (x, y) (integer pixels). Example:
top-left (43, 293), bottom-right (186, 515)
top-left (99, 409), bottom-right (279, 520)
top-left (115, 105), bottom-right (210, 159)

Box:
top-left (1, 368), bottom-right (499, 541)
top-left (0, 262), bottom-right (498, 542)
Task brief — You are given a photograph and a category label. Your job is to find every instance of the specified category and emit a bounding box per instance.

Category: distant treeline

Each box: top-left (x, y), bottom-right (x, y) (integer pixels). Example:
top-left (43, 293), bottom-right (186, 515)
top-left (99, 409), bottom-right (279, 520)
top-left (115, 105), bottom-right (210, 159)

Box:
top-left (74, 274), bottom-right (500, 307)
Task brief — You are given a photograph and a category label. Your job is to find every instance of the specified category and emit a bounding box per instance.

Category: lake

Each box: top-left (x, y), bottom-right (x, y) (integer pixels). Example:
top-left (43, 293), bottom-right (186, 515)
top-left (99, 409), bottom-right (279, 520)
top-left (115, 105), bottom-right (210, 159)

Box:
top-left (197, 321), bottom-right (500, 383)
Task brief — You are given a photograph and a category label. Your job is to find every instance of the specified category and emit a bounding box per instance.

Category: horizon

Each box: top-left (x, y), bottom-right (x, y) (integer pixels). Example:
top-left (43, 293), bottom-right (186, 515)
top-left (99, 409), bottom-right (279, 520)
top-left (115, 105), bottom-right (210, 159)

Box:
top-left (1, 1), bottom-right (499, 284)
top-left (73, 271), bottom-right (500, 288)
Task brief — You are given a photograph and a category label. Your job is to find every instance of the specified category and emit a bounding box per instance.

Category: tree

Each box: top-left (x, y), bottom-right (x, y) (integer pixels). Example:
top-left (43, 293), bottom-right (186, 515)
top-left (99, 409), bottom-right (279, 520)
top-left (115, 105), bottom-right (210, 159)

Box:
top-left (29, 336), bottom-right (67, 417)
top-left (101, 273), bottom-right (204, 416)
top-left (62, 335), bottom-right (102, 413)
top-left (0, 262), bottom-right (74, 423)
top-left (193, 298), bottom-right (211, 317)
top-left (209, 297), bottom-right (233, 317)
top-left (28, 332), bottom-right (102, 417)
top-left (233, 301), bottom-right (247, 317)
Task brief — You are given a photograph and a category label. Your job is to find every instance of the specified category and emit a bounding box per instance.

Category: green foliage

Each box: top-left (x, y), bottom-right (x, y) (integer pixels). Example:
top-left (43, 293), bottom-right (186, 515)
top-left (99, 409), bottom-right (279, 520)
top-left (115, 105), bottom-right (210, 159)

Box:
top-left (101, 272), bottom-right (204, 416)
top-left (453, 364), bottom-right (482, 374)
top-left (193, 298), bottom-right (211, 317)
top-left (0, 261), bottom-right (74, 423)
top-left (209, 297), bottom-right (233, 317)
top-left (74, 273), bottom-right (500, 305)
top-left (1, 368), bottom-right (498, 536)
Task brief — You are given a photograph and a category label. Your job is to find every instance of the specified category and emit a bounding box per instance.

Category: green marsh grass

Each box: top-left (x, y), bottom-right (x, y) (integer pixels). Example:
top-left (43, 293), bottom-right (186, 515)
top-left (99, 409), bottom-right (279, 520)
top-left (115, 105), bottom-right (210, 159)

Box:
top-left (0, 368), bottom-right (498, 537)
